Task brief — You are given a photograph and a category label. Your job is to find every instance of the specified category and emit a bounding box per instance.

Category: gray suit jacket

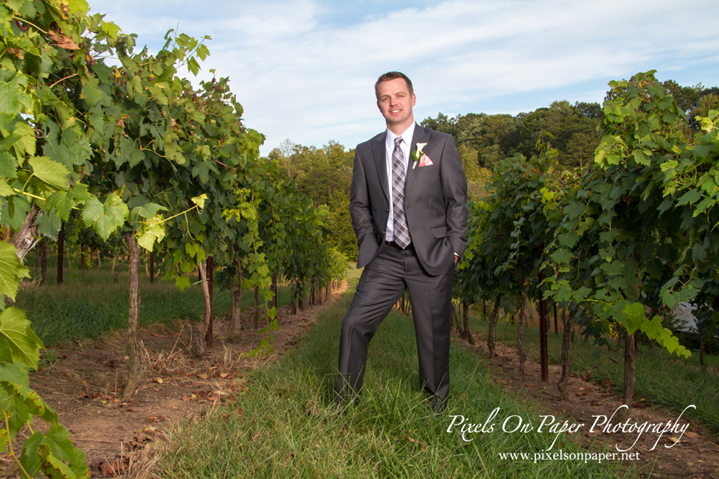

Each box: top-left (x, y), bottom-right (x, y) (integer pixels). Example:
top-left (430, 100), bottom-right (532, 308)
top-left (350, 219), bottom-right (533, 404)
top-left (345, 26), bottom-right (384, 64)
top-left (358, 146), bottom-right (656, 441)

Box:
top-left (350, 124), bottom-right (468, 276)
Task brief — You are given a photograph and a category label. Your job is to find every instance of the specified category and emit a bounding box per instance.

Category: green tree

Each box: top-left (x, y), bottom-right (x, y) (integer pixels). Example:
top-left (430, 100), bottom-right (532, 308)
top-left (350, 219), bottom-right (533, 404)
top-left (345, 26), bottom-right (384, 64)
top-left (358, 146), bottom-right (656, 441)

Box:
top-left (695, 93), bottom-right (719, 118)
top-left (420, 112), bottom-right (456, 135)
top-left (516, 101), bottom-right (601, 168)
top-left (326, 190), bottom-right (357, 259)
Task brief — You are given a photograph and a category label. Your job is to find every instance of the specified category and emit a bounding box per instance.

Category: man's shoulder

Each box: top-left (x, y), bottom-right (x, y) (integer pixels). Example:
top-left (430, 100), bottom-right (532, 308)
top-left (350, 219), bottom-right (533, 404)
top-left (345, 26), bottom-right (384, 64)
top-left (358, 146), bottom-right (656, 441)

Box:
top-left (354, 125), bottom-right (456, 152)
top-left (417, 125), bottom-right (455, 143)
top-left (357, 131), bottom-right (385, 148)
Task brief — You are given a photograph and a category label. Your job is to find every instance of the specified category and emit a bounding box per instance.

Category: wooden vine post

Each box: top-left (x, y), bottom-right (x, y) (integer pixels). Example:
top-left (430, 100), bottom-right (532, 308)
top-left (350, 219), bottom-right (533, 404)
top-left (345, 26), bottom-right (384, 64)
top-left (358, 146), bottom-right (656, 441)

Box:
top-left (538, 244), bottom-right (548, 382)
top-left (57, 223), bottom-right (64, 285)
top-left (123, 233), bottom-right (142, 399)
top-left (150, 251), bottom-right (155, 284)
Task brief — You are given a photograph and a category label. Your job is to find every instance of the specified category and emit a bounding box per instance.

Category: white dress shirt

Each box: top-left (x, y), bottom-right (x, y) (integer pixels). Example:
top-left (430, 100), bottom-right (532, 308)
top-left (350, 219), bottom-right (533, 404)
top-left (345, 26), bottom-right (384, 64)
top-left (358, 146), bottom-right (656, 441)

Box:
top-left (384, 124), bottom-right (415, 243)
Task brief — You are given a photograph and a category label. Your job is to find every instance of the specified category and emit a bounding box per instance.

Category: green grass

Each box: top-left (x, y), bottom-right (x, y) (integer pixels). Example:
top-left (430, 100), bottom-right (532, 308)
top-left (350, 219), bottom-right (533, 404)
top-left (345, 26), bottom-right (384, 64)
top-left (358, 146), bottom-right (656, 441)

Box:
top-left (16, 264), bottom-right (298, 347)
top-left (153, 273), bottom-right (635, 478)
top-left (475, 314), bottom-right (719, 435)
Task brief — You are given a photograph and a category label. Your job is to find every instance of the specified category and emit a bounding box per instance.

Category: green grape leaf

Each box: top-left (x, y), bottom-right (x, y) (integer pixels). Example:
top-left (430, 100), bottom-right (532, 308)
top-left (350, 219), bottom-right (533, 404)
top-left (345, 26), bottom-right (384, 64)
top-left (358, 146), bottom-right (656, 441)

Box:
top-left (0, 428), bottom-right (7, 460)
top-left (191, 160), bottom-right (212, 184)
top-left (9, 194), bottom-right (32, 231)
top-left (0, 307), bottom-right (44, 368)
top-left (10, 121), bottom-right (36, 160)
top-left (557, 231), bottom-right (578, 247)
top-left (187, 57), bottom-right (201, 76)
top-left (19, 432), bottom-right (44, 477)
top-left (42, 121), bottom-right (77, 171)
top-left (82, 194), bottom-right (129, 240)
top-left (136, 216), bottom-right (165, 252)
top-left (100, 20), bottom-right (120, 39)
top-left (0, 73), bottom-right (32, 115)
top-left (185, 242), bottom-right (201, 259)
top-left (191, 193), bottom-right (208, 211)
top-left (0, 180), bottom-right (15, 197)
top-left (38, 424), bottom-right (88, 477)
top-left (150, 85), bottom-right (168, 105)
top-left (44, 183), bottom-right (91, 221)
top-left (28, 156), bottom-right (70, 190)
top-left (0, 242), bottom-right (30, 300)
top-left (197, 43), bottom-right (210, 60)
top-left (175, 276), bottom-right (191, 291)
top-left (36, 211), bottom-right (62, 241)
top-left (1, 363), bottom-right (59, 424)
top-left (38, 442), bottom-right (86, 479)
top-left (549, 248), bottom-right (572, 265)
top-left (632, 149), bottom-right (650, 166)
top-left (164, 141), bottom-right (186, 165)
top-left (641, 315), bottom-right (665, 342)
top-left (131, 203), bottom-right (167, 220)
top-left (677, 189), bottom-right (701, 207)
top-left (0, 364), bottom-right (36, 440)
top-left (185, 243), bottom-right (206, 264)
top-left (81, 75), bottom-right (103, 107)
top-left (622, 301), bottom-right (645, 335)
top-left (0, 151), bottom-right (17, 178)
top-left (0, 360), bottom-right (30, 390)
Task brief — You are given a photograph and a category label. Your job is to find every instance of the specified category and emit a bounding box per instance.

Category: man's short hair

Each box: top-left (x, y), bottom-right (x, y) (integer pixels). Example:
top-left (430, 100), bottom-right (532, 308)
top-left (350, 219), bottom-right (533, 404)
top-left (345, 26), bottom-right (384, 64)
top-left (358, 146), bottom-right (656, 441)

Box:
top-left (375, 71), bottom-right (414, 100)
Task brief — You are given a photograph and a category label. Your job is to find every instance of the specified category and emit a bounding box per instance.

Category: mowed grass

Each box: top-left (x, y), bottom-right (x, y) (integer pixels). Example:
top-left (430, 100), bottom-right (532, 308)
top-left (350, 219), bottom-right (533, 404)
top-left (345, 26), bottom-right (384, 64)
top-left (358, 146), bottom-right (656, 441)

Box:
top-left (474, 312), bottom-right (719, 435)
top-left (17, 261), bottom-right (296, 347)
top-left (153, 272), bottom-right (634, 479)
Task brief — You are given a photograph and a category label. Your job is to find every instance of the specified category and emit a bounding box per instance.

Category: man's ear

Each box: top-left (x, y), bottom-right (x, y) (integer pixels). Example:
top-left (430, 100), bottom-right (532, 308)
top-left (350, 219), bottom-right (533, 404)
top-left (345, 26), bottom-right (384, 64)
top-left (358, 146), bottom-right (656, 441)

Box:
top-left (411, 94), bottom-right (416, 106)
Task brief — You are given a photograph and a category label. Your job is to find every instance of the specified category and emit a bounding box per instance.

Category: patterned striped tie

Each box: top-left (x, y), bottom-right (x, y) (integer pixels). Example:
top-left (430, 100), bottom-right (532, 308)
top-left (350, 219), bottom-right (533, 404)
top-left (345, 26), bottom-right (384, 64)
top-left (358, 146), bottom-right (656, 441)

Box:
top-left (391, 137), bottom-right (411, 249)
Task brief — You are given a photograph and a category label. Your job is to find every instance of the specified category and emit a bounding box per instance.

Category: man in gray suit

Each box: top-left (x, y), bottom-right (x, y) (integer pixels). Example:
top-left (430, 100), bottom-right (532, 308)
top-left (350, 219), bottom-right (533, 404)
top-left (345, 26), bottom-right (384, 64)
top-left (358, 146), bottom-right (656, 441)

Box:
top-left (336, 71), bottom-right (468, 412)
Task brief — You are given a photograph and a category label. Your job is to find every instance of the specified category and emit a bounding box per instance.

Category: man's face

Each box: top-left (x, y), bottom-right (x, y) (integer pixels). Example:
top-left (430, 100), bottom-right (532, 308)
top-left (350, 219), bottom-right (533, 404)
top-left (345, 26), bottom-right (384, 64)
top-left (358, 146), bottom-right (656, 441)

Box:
top-left (376, 78), bottom-right (416, 132)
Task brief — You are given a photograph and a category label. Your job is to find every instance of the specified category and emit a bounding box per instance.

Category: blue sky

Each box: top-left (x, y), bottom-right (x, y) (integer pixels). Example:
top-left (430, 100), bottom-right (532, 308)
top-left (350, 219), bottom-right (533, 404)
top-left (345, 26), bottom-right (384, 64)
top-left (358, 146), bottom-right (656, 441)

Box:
top-left (89, 0), bottom-right (719, 156)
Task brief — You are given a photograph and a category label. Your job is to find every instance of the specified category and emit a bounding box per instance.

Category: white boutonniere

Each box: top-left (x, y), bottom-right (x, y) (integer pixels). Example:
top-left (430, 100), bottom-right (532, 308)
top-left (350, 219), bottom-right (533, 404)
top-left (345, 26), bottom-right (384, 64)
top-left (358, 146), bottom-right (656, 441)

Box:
top-left (412, 143), bottom-right (427, 169)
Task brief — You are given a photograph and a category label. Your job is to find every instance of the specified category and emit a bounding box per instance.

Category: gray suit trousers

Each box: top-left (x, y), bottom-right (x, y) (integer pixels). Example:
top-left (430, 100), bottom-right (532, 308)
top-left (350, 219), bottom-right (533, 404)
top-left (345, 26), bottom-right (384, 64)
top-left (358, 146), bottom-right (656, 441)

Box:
top-left (335, 241), bottom-right (454, 407)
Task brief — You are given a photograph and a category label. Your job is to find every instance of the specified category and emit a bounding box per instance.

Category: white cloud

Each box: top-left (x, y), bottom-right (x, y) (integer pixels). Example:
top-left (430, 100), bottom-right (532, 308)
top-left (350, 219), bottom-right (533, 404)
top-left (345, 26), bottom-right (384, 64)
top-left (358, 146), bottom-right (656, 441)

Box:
top-left (88, 0), bottom-right (719, 154)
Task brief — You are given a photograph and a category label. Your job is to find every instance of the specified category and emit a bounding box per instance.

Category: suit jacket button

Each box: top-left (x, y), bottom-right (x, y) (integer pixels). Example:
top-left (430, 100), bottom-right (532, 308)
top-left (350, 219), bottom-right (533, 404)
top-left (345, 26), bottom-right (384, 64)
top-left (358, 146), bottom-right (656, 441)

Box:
top-left (386, 208), bottom-right (389, 212)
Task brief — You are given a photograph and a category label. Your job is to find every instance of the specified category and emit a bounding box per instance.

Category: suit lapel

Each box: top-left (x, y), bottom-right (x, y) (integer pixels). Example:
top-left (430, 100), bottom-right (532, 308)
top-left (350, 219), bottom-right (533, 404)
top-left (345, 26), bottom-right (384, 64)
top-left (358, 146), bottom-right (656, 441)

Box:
top-left (372, 133), bottom-right (389, 202)
top-left (405, 124), bottom-right (430, 195)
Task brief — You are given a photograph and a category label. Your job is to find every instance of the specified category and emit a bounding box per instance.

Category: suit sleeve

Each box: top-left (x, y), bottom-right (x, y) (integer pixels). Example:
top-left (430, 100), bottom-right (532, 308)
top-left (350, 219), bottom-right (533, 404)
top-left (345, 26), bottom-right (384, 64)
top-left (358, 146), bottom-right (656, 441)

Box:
top-left (439, 135), bottom-right (469, 258)
top-left (349, 147), bottom-right (380, 267)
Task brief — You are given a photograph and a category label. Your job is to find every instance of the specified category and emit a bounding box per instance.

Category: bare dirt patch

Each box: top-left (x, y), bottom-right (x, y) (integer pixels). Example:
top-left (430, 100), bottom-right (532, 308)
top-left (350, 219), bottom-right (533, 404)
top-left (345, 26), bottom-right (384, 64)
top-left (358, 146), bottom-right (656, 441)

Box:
top-left (461, 330), bottom-right (719, 479)
top-left (23, 282), bottom-right (347, 478)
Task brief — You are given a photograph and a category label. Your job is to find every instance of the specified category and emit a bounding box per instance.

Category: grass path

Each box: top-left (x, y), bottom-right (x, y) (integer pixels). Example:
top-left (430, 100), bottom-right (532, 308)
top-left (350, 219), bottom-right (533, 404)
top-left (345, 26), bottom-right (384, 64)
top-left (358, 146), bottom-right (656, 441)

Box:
top-left (151, 272), bottom-right (630, 478)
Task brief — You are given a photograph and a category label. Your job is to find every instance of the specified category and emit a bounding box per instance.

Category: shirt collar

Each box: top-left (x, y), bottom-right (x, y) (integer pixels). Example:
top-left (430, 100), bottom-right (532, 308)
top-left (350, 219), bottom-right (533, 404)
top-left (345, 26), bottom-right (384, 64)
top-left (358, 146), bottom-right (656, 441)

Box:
top-left (386, 123), bottom-right (415, 150)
